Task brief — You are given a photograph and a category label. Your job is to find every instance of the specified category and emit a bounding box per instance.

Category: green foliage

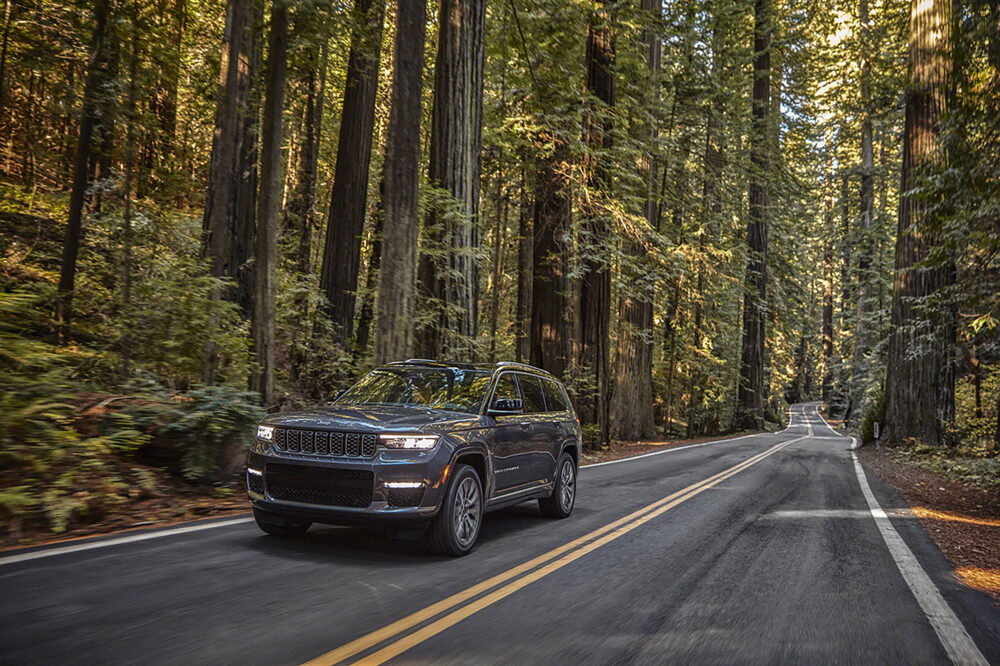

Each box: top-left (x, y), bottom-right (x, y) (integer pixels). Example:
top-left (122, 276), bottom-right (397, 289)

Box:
top-left (121, 386), bottom-right (264, 482)
top-left (860, 384), bottom-right (886, 446)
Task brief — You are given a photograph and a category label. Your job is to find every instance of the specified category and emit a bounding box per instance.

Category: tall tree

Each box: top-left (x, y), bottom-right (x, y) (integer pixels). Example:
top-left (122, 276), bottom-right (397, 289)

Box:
top-left (201, 0), bottom-right (261, 308)
top-left (374, 0), bottom-right (427, 365)
top-left (530, 136), bottom-right (572, 377)
top-left (515, 165), bottom-right (533, 363)
top-left (56, 0), bottom-right (114, 340)
top-left (848, 0), bottom-right (875, 423)
top-left (610, 0), bottom-right (659, 441)
top-left (320, 0), bottom-right (385, 341)
top-left (579, 1), bottom-right (614, 445)
top-left (415, 0), bottom-right (486, 358)
top-left (286, 36), bottom-right (327, 275)
top-left (883, 0), bottom-right (954, 445)
top-left (735, 0), bottom-right (773, 429)
top-left (251, 0), bottom-right (288, 408)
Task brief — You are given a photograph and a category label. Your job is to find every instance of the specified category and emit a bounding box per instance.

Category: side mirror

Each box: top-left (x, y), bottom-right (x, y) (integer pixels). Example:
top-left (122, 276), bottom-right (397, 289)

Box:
top-left (489, 397), bottom-right (523, 416)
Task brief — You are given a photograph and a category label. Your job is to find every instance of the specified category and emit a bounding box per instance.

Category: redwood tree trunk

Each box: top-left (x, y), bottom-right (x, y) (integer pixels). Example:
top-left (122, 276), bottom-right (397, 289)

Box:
top-left (515, 166), bottom-right (533, 363)
top-left (201, 0), bottom-right (262, 381)
top-left (883, 0), bottom-right (954, 445)
top-left (848, 0), bottom-right (875, 424)
top-left (530, 137), bottom-right (572, 378)
top-left (251, 0), bottom-right (288, 409)
top-left (735, 0), bottom-right (772, 430)
top-left (374, 0), bottom-right (426, 365)
top-left (415, 0), bottom-right (486, 358)
top-left (288, 39), bottom-right (327, 275)
top-left (56, 0), bottom-right (113, 340)
top-left (579, 3), bottom-right (614, 446)
top-left (320, 0), bottom-right (386, 342)
top-left (610, 0), bottom-right (658, 441)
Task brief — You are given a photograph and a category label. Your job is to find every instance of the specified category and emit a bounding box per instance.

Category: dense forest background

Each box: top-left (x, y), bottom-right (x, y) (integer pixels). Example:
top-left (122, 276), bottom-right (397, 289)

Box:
top-left (0, 0), bottom-right (997, 534)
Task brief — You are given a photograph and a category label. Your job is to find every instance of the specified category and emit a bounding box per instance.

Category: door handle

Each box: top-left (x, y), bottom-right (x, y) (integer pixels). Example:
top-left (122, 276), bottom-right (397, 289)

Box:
top-left (519, 422), bottom-right (531, 429)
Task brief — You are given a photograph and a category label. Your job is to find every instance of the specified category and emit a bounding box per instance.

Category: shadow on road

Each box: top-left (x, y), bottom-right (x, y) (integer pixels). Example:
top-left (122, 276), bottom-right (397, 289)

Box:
top-left (243, 503), bottom-right (550, 563)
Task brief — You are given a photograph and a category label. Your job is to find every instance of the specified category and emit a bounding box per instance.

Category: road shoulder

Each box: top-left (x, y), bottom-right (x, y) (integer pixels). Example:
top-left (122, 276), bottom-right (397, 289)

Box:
top-left (858, 445), bottom-right (1000, 604)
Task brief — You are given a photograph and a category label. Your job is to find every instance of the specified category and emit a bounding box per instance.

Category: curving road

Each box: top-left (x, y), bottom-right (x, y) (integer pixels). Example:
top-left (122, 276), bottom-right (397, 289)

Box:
top-left (2, 404), bottom-right (998, 664)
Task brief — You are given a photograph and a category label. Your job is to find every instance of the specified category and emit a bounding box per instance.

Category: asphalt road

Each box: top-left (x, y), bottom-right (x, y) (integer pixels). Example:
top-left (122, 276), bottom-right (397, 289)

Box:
top-left (3, 403), bottom-right (999, 665)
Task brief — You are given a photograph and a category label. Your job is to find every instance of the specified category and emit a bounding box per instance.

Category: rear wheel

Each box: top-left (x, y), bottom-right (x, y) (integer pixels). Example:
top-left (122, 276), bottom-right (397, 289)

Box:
top-left (426, 464), bottom-right (482, 556)
top-left (253, 508), bottom-right (311, 538)
top-left (539, 453), bottom-right (576, 518)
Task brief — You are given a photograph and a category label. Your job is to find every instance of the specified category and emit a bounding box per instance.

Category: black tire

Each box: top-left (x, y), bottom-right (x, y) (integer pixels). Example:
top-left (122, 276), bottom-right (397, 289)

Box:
top-left (539, 453), bottom-right (576, 518)
top-left (426, 464), bottom-right (483, 556)
top-left (253, 507), bottom-right (311, 538)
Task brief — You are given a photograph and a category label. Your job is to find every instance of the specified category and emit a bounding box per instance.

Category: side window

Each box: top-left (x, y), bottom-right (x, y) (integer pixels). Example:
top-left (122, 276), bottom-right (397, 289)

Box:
top-left (491, 374), bottom-right (519, 406)
top-left (543, 379), bottom-right (568, 412)
top-left (517, 375), bottom-right (547, 413)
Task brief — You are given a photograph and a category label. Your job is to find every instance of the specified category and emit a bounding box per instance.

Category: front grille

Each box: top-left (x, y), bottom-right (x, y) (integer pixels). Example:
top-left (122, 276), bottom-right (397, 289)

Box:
top-left (265, 462), bottom-right (373, 508)
top-left (273, 429), bottom-right (377, 458)
top-left (386, 487), bottom-right (424, 508)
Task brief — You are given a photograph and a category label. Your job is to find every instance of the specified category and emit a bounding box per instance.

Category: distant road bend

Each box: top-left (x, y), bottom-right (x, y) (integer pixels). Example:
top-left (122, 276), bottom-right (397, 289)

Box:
top-left (2, 404), bottom-right (998, 664)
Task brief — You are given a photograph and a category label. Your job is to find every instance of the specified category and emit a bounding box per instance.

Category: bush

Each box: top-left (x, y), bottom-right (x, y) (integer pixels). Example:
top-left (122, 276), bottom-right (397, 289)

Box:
top-left (859, 384), bottom-right (886, 445)
top-left (121, 385), bottom-right (264, 482)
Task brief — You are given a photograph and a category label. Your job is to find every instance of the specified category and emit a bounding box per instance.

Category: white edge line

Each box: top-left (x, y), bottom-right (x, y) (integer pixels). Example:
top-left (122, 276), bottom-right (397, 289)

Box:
top-left (851, 451), bottom-right (987, 665)
top-left (0, 516), bottom-right (255, 566)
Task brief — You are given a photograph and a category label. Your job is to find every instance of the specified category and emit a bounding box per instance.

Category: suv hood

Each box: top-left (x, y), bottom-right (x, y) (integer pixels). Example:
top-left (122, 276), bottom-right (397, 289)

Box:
top-left (262, 404), bottom-right (482, 434)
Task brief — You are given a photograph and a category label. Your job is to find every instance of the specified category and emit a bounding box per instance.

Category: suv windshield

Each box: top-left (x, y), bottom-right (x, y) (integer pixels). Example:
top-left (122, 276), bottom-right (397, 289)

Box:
top-left (337, 367), bottom-right (493, 414)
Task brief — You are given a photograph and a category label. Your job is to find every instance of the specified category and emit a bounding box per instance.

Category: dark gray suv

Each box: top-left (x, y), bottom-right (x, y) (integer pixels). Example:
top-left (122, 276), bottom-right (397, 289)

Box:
top-left (247, 360), bottom-right (582, 555)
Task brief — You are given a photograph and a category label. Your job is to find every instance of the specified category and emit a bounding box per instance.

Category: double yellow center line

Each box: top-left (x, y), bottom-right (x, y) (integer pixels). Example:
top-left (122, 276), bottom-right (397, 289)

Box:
top-left (305, 430), bottom-right (808, 666)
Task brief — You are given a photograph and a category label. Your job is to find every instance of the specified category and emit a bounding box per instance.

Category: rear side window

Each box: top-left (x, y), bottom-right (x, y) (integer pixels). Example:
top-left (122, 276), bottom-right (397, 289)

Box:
top-left (542, 379), bottom-right (568, 412)
top-left (492, 374), bottom-right (519, 406)
top-left (516, 375), bottom-right (547, 413)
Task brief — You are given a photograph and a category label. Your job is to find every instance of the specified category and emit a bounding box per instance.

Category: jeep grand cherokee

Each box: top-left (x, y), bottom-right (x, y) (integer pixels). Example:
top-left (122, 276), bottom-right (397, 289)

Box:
top-left (247, 360), bottom-right (581, 555)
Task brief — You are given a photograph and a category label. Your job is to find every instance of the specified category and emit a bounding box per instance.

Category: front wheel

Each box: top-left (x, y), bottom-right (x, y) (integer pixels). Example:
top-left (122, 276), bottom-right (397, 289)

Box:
top-left (426, 464), bottom-right (483, 556)
top-left (253, 508), bottom-right (311, 538)
top-left (539, 454), bottom-right (576, 518)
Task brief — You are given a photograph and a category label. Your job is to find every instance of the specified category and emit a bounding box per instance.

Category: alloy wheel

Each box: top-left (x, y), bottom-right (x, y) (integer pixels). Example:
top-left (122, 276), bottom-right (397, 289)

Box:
top-left (453, 476), bottom-right (481, 548)
top-left (559, 459), bottom-right (576, 512)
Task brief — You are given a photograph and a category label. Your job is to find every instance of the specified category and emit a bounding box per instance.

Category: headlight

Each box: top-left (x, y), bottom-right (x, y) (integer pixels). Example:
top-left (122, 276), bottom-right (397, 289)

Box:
top-left (379, 434), bottom-right (439, 450)
top-left (257, 425), bottom-right (274, 440)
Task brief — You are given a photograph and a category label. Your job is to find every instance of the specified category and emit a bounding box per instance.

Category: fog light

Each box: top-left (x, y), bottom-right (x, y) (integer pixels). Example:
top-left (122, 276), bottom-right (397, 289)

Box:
top-left (384, 481), bottom-right (423, 489)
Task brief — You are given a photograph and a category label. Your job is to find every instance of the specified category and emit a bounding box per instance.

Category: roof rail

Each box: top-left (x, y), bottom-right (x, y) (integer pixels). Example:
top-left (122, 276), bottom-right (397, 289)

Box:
top-left (494, 361), bottom-right (556, 377)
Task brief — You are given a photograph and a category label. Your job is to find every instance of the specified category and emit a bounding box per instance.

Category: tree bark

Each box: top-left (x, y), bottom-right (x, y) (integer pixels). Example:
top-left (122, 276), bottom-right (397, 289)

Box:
top-left (487, 174), bottom-right (507, 363)
top-left (883, 0), bottom-right (954, 445)
top-left (56, 0), bottom-right (113, 340)
top-left (530, 137), bottom-right (572, 378)
top-left (0, 0), bottom-right (12, 135)
top-left (848, 0), bottom-right (874, 425)
top-left (251, 0), bottom-right (288, 409)
top-left (735, 0), bottom-right (772, 430)
top-left (415, 0), bottom-right (486, 358)
top-left (579, 2), bottom-right (614, 445)
top-left (515, 165), bottom-right (533, 363)
top-left (355, 178), bottom-right (383, 356)
top-left (320, 0), bottom-right (385, 341)
top-left (288, 38), bottom-right (328, 275)
top-left (374, 0), bottom-right (426, 366)
top-left (822, 223), bottom-right (834, 404)
top-left (202, 0), bottom-right (259, 299)
top-left (121, 0), bottom-right (139, 378)
top-left (610, 0), bottom-right (659, 442)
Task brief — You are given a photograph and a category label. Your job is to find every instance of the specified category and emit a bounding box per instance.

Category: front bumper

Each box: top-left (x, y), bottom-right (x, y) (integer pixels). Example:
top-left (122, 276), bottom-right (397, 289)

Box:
top-left (245, 445), bottom-right (452, 527)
